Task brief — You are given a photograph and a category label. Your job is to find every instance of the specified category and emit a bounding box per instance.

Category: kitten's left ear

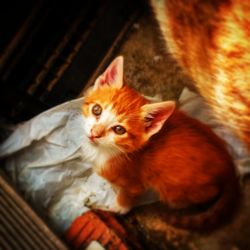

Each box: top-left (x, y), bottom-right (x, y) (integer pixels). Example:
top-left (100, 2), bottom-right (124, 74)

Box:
top-left (142, 101), bottom-right (176, 138)
top-left (94, 56), bottom-right (124, 89)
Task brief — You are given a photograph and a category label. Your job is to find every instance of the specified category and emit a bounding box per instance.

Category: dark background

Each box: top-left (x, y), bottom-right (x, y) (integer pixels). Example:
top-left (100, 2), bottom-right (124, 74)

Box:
top-left (0, 0), bottom-right (144, 122)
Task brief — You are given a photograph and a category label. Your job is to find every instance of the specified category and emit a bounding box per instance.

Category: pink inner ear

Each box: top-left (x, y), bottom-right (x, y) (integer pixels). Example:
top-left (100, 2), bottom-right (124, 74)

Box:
top-left (143, 101), bottom-right (175, 137)
top-left (100, 63), bottom-right (117, 86)
top-left (145, 109), bottom-right (167, 132)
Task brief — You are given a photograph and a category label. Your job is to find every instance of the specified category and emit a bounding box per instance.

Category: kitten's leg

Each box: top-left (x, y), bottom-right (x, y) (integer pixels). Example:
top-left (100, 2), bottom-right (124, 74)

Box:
top-left (114, 187), bottom-right (144, 214)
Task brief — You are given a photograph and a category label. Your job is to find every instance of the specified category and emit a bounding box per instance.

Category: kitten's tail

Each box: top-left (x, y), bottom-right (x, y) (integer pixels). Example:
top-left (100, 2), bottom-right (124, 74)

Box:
top-left (161, 179), bottom-right (240, 230)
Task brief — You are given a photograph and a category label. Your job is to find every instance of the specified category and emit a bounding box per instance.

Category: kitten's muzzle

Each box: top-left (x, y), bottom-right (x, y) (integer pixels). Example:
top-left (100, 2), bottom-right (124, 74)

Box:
top-left (90, 124), bottom-right (105, 141)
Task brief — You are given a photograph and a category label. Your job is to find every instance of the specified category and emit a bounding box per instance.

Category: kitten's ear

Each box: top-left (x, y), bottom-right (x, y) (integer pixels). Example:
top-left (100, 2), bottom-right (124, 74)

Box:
top-left (94, 56), bottom-right (124, 89)
top-left (142, 101), bottom-right (176, 138)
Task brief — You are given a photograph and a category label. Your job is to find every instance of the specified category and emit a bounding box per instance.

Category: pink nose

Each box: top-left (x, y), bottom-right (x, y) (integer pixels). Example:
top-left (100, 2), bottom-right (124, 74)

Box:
top-left (90, 125), bottom-right (105, 141)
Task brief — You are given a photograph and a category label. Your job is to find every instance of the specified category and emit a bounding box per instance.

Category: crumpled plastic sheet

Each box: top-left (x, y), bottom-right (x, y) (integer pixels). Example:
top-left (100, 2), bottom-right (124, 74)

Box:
top-left (0, 98), bottom-right (116, 232)
top-left (0, 88), bottom-right (249, 233)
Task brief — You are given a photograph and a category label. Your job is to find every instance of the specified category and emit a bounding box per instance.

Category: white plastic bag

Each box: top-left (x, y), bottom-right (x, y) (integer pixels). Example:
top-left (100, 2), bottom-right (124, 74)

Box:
top-left (0, 97), bottom-right (116, 232)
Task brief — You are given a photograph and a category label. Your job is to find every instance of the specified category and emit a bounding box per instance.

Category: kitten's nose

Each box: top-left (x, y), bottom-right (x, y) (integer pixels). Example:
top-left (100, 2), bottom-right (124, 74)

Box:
top-left (90, 124), bottom-right (105, 140)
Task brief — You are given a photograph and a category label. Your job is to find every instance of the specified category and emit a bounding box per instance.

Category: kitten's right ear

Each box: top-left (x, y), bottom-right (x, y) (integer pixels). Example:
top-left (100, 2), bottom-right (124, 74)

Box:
top-left (142, 101), bottom-right (176, 139)
top-left (94, 56), bottom-right (124, 90)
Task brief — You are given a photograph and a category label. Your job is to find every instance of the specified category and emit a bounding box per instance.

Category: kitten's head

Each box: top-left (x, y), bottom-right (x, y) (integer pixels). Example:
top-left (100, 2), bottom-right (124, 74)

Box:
top-left (82, 56), bottom-right (175, 154)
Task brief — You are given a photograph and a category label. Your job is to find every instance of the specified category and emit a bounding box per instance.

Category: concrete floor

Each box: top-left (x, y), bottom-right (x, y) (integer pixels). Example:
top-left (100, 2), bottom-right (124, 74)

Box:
top-left (114, 6), bottom-right (250, 250)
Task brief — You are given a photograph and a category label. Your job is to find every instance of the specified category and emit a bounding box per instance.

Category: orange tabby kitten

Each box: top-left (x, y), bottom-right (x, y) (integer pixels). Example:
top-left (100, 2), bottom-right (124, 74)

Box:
top-left (82, 56), bottom-right (239, 229)
top-left (151, 0), bottom-right (250, 151)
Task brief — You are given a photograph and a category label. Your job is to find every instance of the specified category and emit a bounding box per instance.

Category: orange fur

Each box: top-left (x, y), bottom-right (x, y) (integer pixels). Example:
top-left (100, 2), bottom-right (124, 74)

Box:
top-left (151, 0), bottom-right (250, 151)
top-left (82, 57), bottom-right (240, 230)
top-left (100, 110), bottom-right (240, 230)
top-left (84, 84), bottom-right (148, 151)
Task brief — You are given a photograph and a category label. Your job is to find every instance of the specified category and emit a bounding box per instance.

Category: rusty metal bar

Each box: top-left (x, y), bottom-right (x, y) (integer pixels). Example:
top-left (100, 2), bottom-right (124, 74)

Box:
top-left (27, 16), bottom-right (83, 95)
top-left (80, 9), bottom-right (141, 95)
top-left (0, 1), bottom-right (44, 73)
top-left (44, 0), bottom-right (108, 94)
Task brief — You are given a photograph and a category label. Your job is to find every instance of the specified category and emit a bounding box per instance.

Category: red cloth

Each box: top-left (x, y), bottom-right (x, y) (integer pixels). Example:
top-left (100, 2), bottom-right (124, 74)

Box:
top-left (65, 210), bottom-right (129, 250)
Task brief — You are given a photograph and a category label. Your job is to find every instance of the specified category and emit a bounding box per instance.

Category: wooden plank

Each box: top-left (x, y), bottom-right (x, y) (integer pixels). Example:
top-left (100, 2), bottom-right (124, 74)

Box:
top-left (0, 173), bottom-right (69, 250)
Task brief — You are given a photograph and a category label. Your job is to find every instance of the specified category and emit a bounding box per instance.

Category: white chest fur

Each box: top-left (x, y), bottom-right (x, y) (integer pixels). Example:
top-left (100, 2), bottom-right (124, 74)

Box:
top-left (81, 134), bottom-right (113, 173)
top-left (81, 105), bottom-right (122, 173)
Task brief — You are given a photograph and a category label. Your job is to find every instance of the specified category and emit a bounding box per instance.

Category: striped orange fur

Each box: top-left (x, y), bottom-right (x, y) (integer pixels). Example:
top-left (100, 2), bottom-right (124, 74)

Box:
top-left (151, 0), bottom-right (250, 151)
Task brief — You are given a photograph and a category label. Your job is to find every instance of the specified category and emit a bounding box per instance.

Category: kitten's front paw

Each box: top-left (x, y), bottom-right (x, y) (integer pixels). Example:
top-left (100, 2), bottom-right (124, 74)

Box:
top-left (113, 200), bottom-right (131, 215)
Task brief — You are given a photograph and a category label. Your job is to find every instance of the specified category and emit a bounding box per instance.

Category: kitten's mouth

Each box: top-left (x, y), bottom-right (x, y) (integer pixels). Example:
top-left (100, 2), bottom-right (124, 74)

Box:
top-left (89, 136), bottom-right (99, 145)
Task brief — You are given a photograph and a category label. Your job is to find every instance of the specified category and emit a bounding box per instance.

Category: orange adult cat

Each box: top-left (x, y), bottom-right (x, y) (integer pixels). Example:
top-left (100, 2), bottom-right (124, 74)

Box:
top-left (151, 0), bottom-right (250, 151)
top-left (82, 56), bottom-right (239, 230)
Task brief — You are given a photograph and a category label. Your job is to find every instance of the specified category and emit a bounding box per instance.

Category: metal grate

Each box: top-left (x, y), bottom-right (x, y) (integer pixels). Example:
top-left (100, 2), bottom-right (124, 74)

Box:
top-left (0, 173), bottom-right (69, 250)
top-left (0, 0), bottom-right (143, 122)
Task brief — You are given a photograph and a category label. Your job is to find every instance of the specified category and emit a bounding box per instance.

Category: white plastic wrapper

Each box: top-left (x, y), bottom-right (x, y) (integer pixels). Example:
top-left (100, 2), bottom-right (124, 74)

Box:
top-left (0, 88), bottom-right (249, 233)
top-left (0, 98), bottom-right (117, 232)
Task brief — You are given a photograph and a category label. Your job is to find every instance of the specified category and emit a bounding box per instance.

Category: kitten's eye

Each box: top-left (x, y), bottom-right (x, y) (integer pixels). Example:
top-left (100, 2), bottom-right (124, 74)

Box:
top-left (92, 104), bottom-right (102, 116)
top-left (112, 125), bottom-right (126, 135)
